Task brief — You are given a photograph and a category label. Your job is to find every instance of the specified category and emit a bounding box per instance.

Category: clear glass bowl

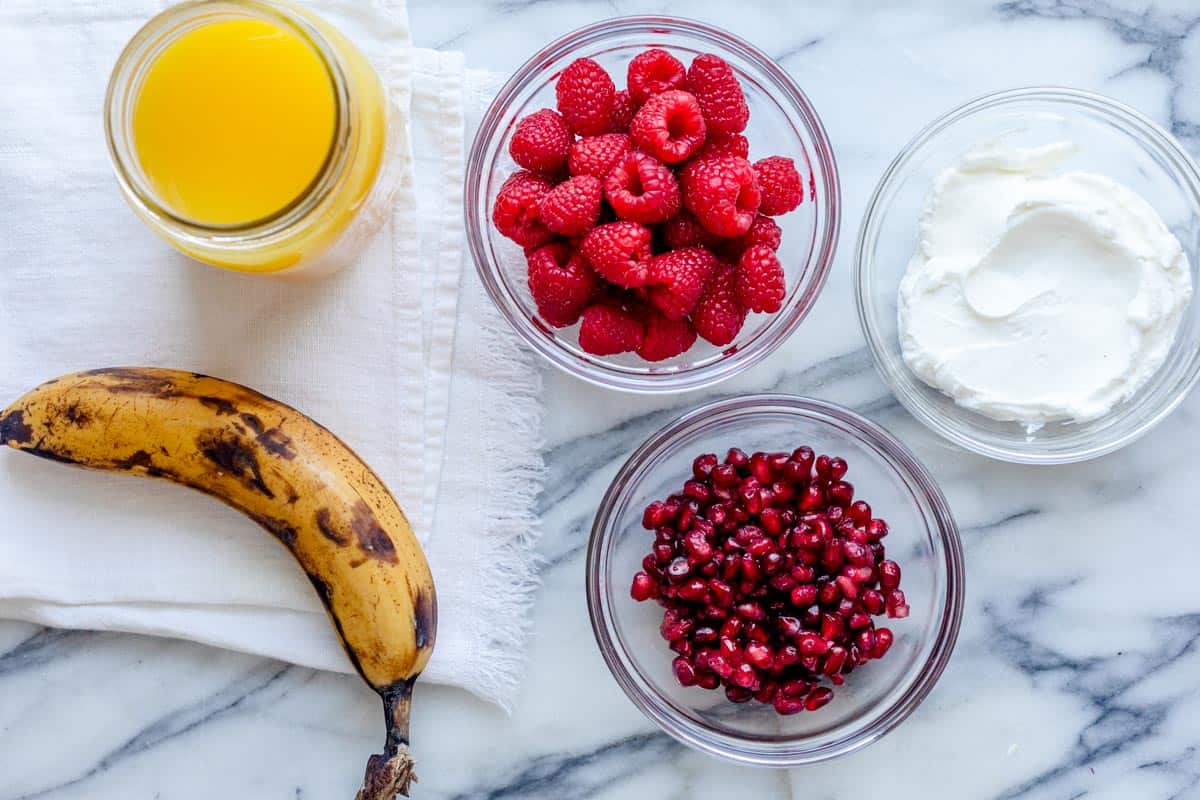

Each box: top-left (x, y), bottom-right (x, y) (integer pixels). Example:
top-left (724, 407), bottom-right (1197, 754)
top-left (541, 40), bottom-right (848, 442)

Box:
top-left (855, 87), bottom-right (1200, 464)
top-left (465, 16), bottom-right (840, 393)
top-left (586, 395), bottom-right (963, 765)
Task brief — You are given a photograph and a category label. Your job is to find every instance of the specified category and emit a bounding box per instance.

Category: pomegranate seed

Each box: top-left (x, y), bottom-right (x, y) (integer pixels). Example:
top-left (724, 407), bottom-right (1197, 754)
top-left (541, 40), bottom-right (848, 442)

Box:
top-left (805, 686), bottom-right (833, 711)
top-left (790, 584), bottom-right (818, 607)
top-left (776, 616), bottom-right (802, 638)
top-left (827, 481), bottom-right (854, 507)
top-left (769, 573), bottom-right (797, 592)
top-left (694, 625), bottom-right (718, 644)
top-left (683, 530), bottom-right (712, 562)
top-left (670, 638), bottom-right (692, 656)
top-left (842, 565), bottom-right (874, 584)
top-left (798, 484), bottom-right (824, 510)
top-left (879, 560), bottom-right (902, 592)
top-left (801, 606), bottom-right (822, 629)
top-left (822, 646), bottom-right (847, 675)
top-left (773, 694), bottom-right (806, 715)
top-left (835, 575), bottom-right (859, 600)
top-left (777, 645), bottom-right (800, 666)
top-left (821, 541), bottom-right (844, 572)
top-left (643, 501), bottom-right (669, 529)
top-left (720, 617), bottom-right (743, 639)
top-left (755, 682), bottom-right (779, 704)
top-left (886, 589), bottom-right (910, 619)
top-left (843, 541), bottom-right (873, 566)
top-left (828, 458), bottom-right (848, 481)
top-left (750, 452), bottom-right (773, 483)
top-left (677, 579), bottom-right (709, 603)
top-left (711, 463), bottom-right (739, 488)
top-left (821, 613), bottom-right (844, 641)
top-left (692, 453), bottom-right (718, 480)
top-left (673, 656), bottom-right (698, 686)
top-left (703, 604), bottom-right (729, 621)
top-left (814, 454), bottom-right (832, 480)
top-left (797, 632), bottom-right (830, 656)
top-left (653, 543), bottom-right (674, 565)
top-left (870, 628), bottom-right (894, 659)
top-left (737, 601), bottom-right (766, 621)
top-left (745, 641), bottom-right (774, 669)
top-left (631, 571), bottom-right (656, 601)
top-left (856, 628), bottom-right (876, 654)
top-left (861, 588), bottom-right (885, 615)
top-left (733, 662), bottom-right (761, 690)
top-left (709, 578), bottom-right (735, 607)
top-left (817, 580), bottom-right (841, 606)
top-left (707, 653), bottom-right (734, 679)
top-left (667, 556), bottom-right (691, 580)
top-left (725, 448), bottom-right (749, 469)
top-left (791, 565), bottom-right (815, 583)
top-left (848, 612), bottom-right (872, 631)
top-left (740, 554), bottom-right (762, 584)
top-left (848, 500), bottom-right (871, 525)
top-left (866, 519), bottom-right (889, 540)
top-left (697, 672), bottom-right (720, 690)
top-left (721, 555), bottom-right (741, 581)
top-left (799, 654), bottom-right (820, 672)
top-left (759, 507), bottom-right (784, 536)
top-left (705, 504), bottom-right (728, 527)
top-left (725, 685), bottom-right (754, 703)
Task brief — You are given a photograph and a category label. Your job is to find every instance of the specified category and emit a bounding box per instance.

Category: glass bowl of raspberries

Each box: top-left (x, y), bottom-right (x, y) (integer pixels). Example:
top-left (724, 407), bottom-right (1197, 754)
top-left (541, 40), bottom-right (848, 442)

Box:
top-left (587, 395), bottom-right (963, 765)
top-left (466, 16), bottom-right (840, 392)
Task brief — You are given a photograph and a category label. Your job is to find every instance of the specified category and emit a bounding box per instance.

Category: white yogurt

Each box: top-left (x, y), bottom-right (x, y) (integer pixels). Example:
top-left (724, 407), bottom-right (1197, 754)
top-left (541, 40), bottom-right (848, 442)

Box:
top-left (898, 140), bottom-right (1192, 426)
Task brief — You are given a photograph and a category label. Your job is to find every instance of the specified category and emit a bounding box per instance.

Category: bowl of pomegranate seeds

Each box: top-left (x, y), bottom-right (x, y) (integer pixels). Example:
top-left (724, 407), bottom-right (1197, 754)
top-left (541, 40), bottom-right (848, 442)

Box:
top-left (466, 16), bottom-right (839, 392)
top-left (587, 395), bottom-right (963, 765)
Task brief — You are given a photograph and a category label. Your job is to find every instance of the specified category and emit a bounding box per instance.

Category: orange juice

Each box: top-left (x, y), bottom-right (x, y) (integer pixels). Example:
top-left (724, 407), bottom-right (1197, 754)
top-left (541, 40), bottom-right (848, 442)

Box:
top-left (132, 17), bottom-right (337, 226)
top-left (106, 1), bottom-right (396, 276)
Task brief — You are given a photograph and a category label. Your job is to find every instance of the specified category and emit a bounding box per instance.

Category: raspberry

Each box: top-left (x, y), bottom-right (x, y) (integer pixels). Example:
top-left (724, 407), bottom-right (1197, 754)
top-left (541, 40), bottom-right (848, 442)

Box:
top-left (508, 109), bottom-right (571, 176)
top-left (539, 175), bottom-right (603, 236)
top-left (647, 246), bottom-right (718, 321)
top-left (492, 171), bottom-right (555, 248)
top-left (718, 214), bottom-right (782, 260)
top-left (662, 211), bottom-right (723, 251)
top-left (736, 244), bottom-right (786, 313)
top-left (693, 262), bottom-right (747, 346)
top-left (685, 53), bottom-right (750, 135)
top-left (680, 156), bottom-right (761, 238)
top-left (627, 48), bottom-right (686, 104)
top-left (637, 311), bottom-right (697, 362)
top-left (579, 303), bottom-right (644, 355)
top-left (609, 90), bottom-right (637, 132)
top-left (580, 221), bottom-right (654, 288)
top-left (604, 151), bottom-right (681, 225)
top-left (629, 89), bottom-right (707, 164)
top-left (754, 156), bottom-right (804, 216)
top-left (527, 242), bottom-right (599, 327)
top-left (568, 133), bottom-right (631, 179)
top-left (556, 57), bottom-right (616, 136)
top-left (694, 132), bottom-right (750, 161)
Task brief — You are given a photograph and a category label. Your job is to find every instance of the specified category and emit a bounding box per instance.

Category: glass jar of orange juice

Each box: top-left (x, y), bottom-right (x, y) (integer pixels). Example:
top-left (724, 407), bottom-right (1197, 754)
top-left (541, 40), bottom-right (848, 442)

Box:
top-left (104, 0), bottom-right (398, 277)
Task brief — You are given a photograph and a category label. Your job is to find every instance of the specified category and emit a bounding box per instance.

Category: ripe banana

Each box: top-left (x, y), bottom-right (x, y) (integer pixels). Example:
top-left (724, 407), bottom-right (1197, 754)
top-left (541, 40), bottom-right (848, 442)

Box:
top-left (0, 367), bottom-right (435, 799)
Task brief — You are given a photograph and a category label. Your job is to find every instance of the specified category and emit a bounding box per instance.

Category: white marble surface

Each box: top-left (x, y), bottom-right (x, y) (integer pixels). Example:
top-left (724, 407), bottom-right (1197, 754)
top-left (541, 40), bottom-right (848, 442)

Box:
top-left (6, 1), bottom-right (1200, 798)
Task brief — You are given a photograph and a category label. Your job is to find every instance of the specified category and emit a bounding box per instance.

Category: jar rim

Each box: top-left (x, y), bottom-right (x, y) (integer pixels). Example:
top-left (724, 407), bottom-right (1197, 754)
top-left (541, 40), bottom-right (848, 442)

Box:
top-left (103, 0), bottom-right (352, 242)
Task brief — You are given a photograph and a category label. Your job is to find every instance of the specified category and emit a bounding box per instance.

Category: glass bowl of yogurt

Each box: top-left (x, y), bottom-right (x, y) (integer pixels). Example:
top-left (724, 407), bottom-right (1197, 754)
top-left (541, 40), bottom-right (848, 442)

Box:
top-left (855, 87), bottom-right (1200, 464)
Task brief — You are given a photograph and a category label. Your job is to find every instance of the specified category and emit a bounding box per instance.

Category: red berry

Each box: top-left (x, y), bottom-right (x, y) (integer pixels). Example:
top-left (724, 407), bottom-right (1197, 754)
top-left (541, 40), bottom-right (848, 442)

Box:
top-left (718, 215), bottom-right (782, 261)
top-left (539, 175), bottom-right (603, 236)
top-left (637, 310), bottom-right (697, 362)
top-left (556, 57), bottom-right (616, 136)
top-left (754, 156), bottom-right (804, 216)
top-left (680, 156), bottom-right (761, 238)
top-left (604, 151), bottom-right (681, 225)
top-left (526, 242), bottom-right (599, 327)
top-left (694, 132), bottom-right (750, 161)
top-left (609, 89), bottom-right (637, 132)
top-left (662, 211), bottom-right (723, 251)
top-left (629, 89), bottom-right (707, 164)
top-left (492, 171), bottom-right (555, 248)
top-left (578, 303), bottom-right (644, 355)
top-left (508, 109), bottom-right (571, 176)
top-left (646, 246), bottom-right (718, 321)
top-left (692, 262), bottom-right (746, 346)
top-left (627, 47), bottom-right (686, 103)
top-left (736, 244), bottom-right (786, 313)
top-left (568, 133), bottom-right (631, 179)
top-left (580, 221), bottom-right (654, 288)
top-left (685, 53), bottom-right (749, 135)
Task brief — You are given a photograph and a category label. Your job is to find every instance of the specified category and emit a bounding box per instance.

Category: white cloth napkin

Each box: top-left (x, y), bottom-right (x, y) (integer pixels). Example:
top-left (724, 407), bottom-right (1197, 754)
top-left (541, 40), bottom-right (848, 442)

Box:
top-left (0, 0), bottom-right (541, 709)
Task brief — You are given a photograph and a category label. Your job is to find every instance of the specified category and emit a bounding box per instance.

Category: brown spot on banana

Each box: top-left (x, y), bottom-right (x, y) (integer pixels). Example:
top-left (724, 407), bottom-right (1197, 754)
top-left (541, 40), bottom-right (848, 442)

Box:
top-left (0, 409), bottom-right (33, 445)
top-left (316, 507), bottom-right (350, 545)
top-left (196, 429), bottom-right (274, 499)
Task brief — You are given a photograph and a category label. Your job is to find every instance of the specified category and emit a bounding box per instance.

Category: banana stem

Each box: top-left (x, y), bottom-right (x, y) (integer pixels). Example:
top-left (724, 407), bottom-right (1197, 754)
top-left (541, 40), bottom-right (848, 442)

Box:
top-left (356, 680), bottom-right (417, 800)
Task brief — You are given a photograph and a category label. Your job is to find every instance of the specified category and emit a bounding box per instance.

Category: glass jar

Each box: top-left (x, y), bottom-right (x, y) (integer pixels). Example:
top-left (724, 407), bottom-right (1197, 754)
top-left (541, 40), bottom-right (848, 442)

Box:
top-left (104, 0), bottom-right (399, 277)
